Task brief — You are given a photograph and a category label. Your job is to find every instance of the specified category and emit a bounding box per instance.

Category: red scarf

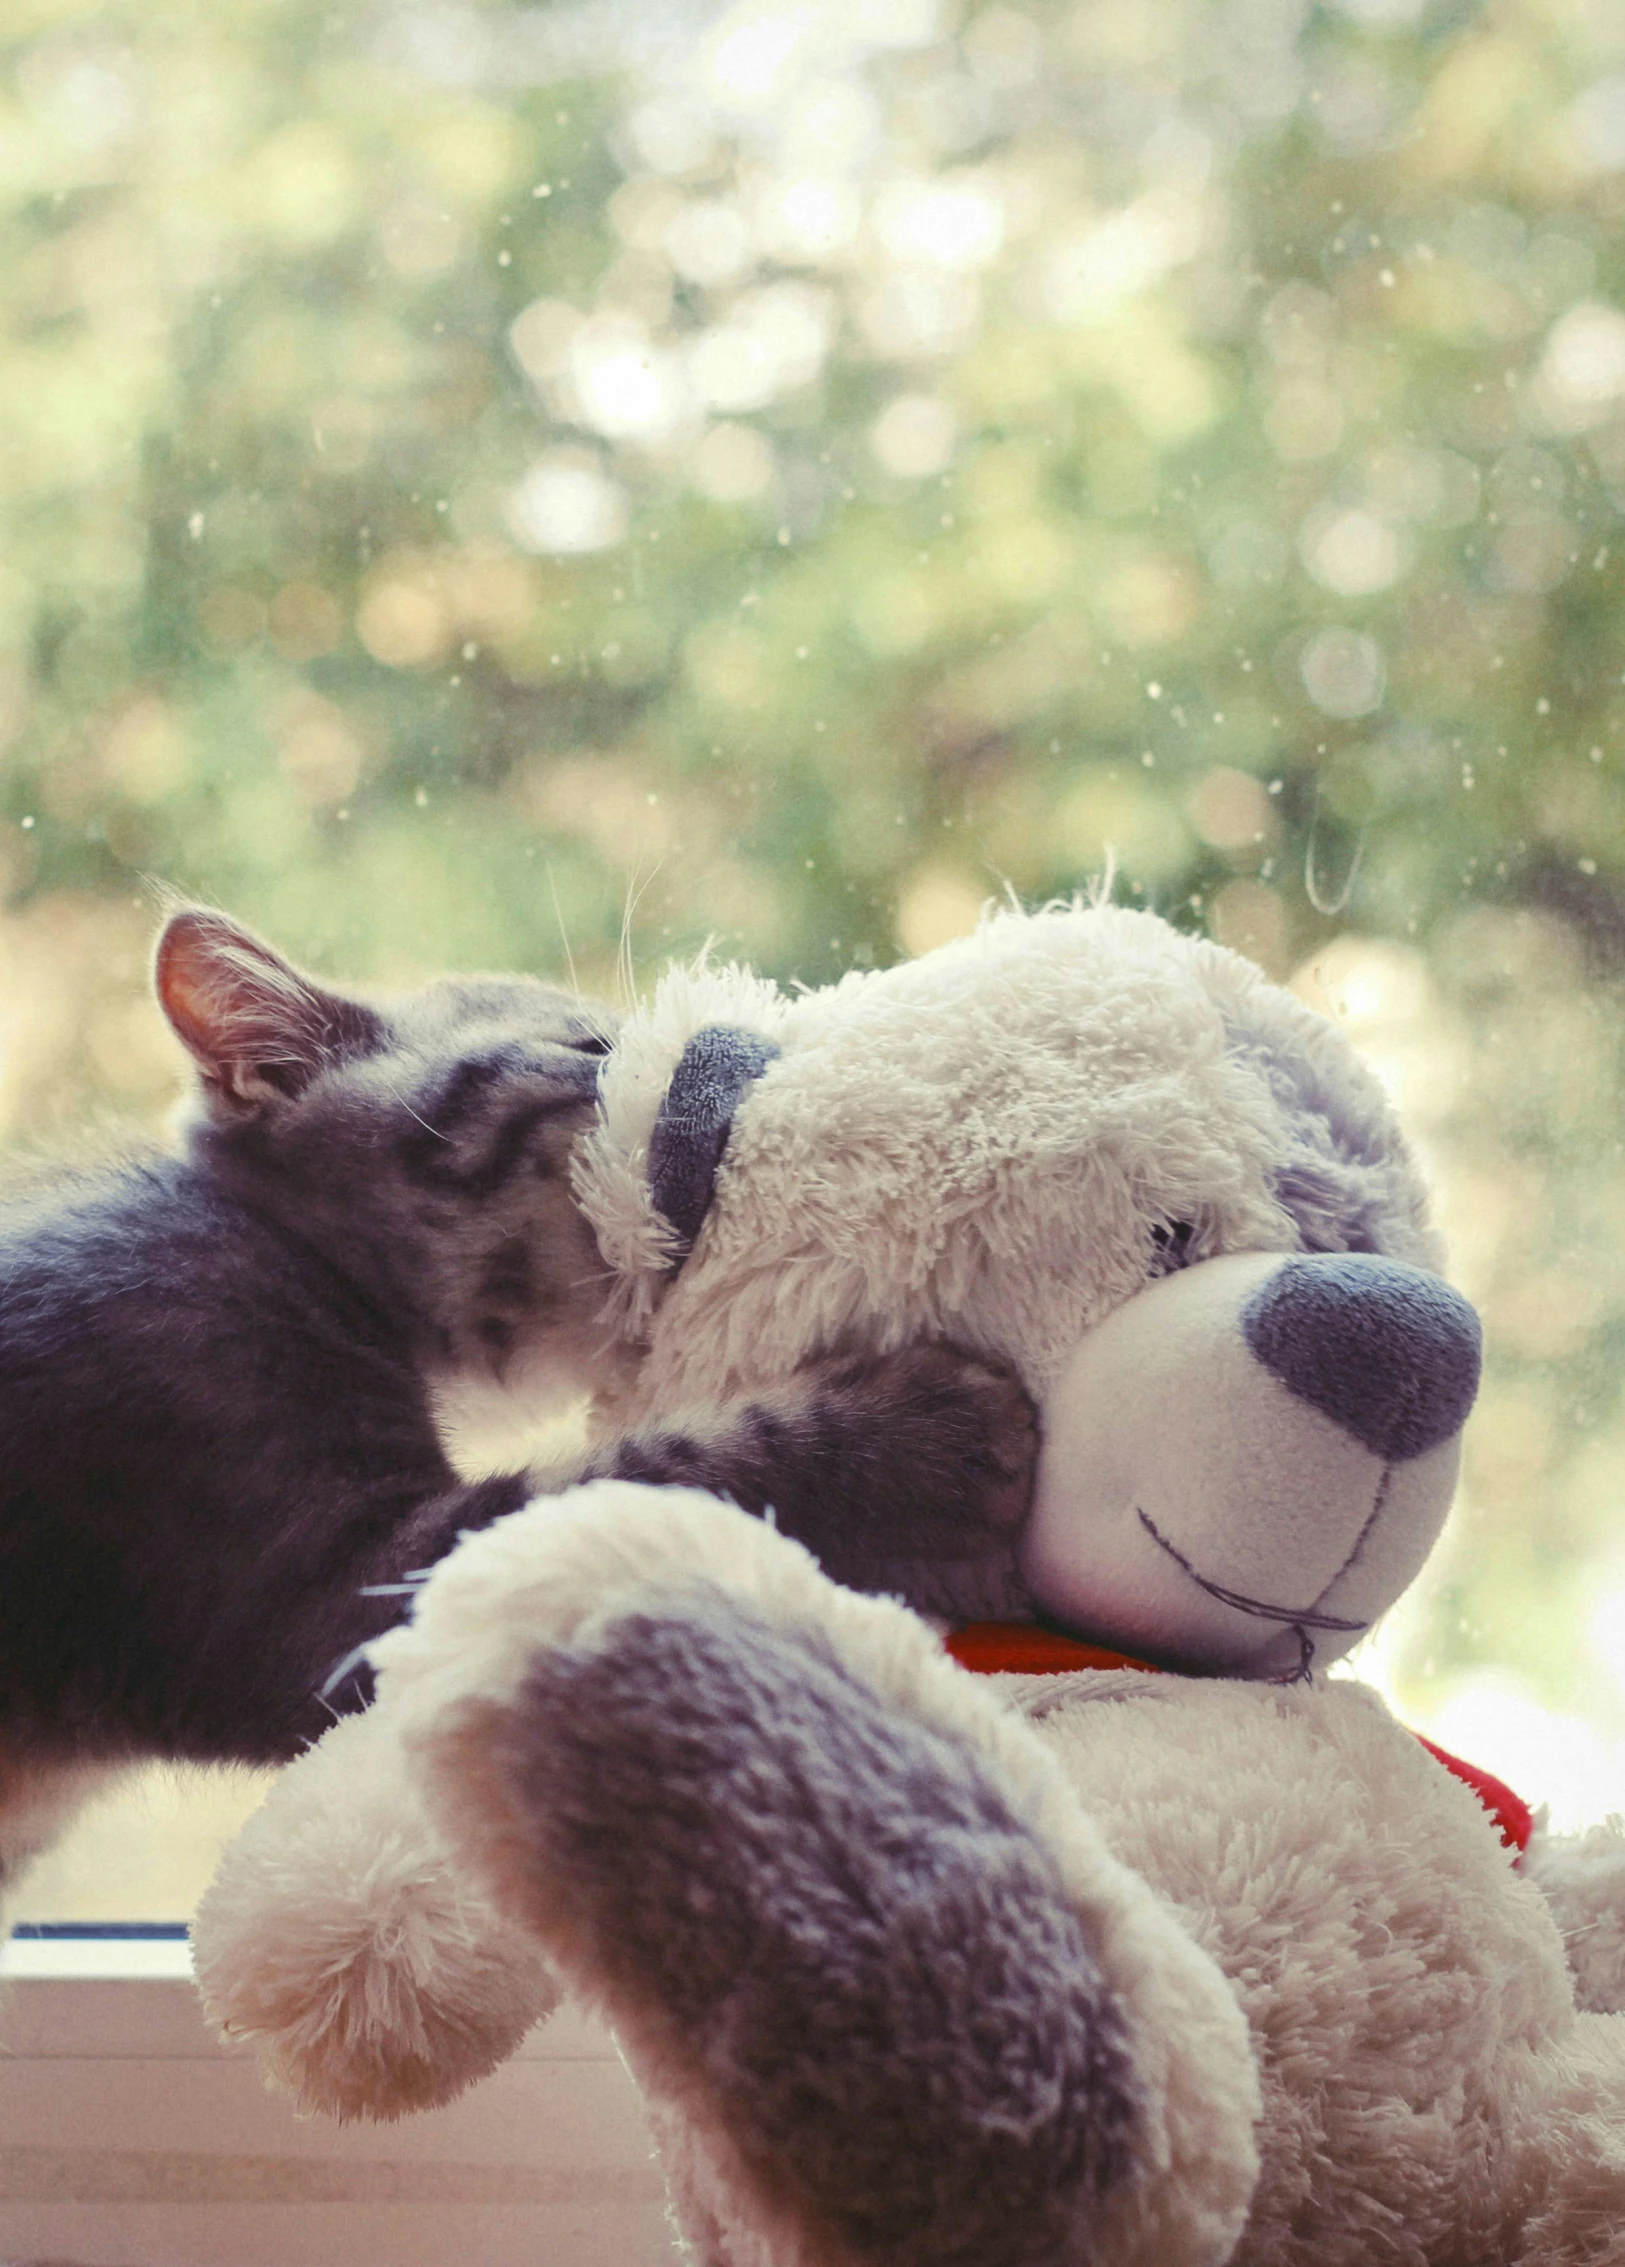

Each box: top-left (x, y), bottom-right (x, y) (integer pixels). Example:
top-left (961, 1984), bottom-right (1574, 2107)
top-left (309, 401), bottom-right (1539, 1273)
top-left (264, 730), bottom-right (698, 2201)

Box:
top-left (946, 1622), bottom-right (1532, 1857)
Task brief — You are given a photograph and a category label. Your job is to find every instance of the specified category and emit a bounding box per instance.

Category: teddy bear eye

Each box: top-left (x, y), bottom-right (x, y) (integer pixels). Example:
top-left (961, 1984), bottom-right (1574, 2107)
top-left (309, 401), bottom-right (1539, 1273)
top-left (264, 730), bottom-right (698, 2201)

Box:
top-left (1150, 1221), bottom-right (1196, 1271)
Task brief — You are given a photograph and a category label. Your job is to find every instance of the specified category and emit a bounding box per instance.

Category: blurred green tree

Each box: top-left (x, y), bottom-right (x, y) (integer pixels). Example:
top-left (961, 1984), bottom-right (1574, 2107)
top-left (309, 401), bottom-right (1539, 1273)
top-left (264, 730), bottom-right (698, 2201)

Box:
top-left (4, 0), bottom-right (1625, 1764)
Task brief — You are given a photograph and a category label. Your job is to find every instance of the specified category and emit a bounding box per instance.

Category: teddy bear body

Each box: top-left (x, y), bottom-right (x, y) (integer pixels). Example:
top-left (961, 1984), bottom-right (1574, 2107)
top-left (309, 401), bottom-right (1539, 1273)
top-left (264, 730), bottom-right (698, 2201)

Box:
top-left (193, 905), bottom-right (1625, 2264)
top-left (237, 1479), bottom-right (1625, 2267)
top-left (1024, 1667), bottom-right (1623, 2266)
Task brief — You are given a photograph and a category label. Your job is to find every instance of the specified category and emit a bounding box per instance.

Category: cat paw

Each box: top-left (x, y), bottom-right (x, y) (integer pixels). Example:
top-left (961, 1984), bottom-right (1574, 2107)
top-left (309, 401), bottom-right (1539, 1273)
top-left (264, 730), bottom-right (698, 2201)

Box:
top-left (878, 1342), bottom-right (1041, 1536)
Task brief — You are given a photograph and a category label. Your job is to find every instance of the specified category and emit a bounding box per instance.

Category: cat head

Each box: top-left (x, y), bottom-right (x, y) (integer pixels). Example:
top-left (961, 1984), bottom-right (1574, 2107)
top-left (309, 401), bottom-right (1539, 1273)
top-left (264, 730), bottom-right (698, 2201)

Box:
top-left (156, 907), bottom-right (621, 1404)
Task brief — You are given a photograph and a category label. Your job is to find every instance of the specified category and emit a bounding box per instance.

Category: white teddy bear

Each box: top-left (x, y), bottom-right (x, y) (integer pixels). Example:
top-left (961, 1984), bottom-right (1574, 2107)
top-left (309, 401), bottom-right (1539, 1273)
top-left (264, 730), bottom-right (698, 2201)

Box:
top-left (194, 904), bottom-right (1625, 2264)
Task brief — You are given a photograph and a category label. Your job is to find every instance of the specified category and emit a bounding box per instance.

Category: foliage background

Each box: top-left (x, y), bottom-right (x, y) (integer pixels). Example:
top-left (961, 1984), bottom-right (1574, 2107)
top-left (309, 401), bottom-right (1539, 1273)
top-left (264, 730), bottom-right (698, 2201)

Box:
top-left (5, 0), bottom-right (1625, 1907)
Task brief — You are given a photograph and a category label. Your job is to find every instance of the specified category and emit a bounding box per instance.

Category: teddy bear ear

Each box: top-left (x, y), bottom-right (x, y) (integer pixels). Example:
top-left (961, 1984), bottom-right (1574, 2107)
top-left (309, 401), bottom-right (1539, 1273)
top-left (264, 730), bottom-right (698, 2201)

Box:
top-left (648, 1024), bottom-right (780, 1257)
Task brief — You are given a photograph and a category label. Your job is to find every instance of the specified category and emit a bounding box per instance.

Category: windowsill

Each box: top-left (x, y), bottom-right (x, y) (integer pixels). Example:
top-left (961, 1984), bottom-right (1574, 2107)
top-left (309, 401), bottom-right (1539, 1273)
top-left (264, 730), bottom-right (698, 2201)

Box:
top-left (0, 1928), bottom-right (671, 2267)
top-left (4, 1924), bottom-right (194, 1981)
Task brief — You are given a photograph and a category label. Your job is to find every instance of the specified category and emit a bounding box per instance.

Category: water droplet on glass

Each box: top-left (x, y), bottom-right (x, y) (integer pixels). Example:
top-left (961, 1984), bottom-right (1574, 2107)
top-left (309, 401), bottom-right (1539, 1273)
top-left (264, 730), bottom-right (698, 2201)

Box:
top-left (1304, 799), bottom-right (1365, 916)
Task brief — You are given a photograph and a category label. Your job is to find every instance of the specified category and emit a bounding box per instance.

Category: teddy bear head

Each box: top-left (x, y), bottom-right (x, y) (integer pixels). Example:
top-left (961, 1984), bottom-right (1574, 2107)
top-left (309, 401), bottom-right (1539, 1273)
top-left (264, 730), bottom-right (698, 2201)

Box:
top-left (567, 902), bottom-right (1477, 1677)
top-left (576, 902), bottom-right (1442, 1407)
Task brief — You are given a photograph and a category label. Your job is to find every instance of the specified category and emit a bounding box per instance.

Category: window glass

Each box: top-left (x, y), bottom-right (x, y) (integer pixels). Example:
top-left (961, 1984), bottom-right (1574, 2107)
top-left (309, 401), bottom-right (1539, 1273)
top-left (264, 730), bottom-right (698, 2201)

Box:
top-left (6, 0), bottom-right (1625, 1917)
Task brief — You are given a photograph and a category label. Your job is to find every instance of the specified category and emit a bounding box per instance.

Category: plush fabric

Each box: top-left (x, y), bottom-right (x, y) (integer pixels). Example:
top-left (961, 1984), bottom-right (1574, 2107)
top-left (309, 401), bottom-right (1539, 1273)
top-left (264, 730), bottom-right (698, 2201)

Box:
top-left (368, 1483), bottom-right (1267, 2267)
top-left (573, 903), bottom-right (1477, 1675)
top-left (1016, 1249), bottom-right (1475, 1676)
top-left (648, 1025), bottom-right (781, 1255)
top-left (193, 905), bottom-right (1625, 2262)
top-left (1239, 1256), bottom-right (1481, 1461)
top-left (947, 1620), bottom-right (1533, 1857)
top-left (574, 905), bottom-right (1439, 1412)
top-left (191, 1701), bottom-right (555, 2119)
top-left (203, 1482), bottom-right (1625, 2265)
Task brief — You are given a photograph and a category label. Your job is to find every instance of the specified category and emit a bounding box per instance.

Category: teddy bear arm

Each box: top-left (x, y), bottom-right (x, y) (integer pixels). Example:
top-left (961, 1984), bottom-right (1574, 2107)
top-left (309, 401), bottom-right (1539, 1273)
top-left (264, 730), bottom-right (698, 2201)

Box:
top-left (532, 1341), bottom-right (1039, 1609)
top-left (417, 1583), bottom-right (1147, 2267)
top-left (193, 1702), bottom-right (559, 2121)
top-left (1523, 1817), bottom-right (1625, 2016)
top-left (391, 1483), bottom-right (1261, 2267)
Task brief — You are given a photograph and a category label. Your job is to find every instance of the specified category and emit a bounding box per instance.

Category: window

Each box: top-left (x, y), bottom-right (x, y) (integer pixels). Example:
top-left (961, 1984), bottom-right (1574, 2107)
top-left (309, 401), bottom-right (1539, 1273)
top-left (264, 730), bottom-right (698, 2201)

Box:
top-left (7, 0), bottom-right (1625, 1934)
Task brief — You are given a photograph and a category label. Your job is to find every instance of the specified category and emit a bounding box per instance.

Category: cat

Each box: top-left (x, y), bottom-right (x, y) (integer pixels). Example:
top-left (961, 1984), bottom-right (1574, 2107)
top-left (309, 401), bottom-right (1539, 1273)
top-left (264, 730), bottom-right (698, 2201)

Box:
top-left (0, 907), bottom-right (1037, 1896)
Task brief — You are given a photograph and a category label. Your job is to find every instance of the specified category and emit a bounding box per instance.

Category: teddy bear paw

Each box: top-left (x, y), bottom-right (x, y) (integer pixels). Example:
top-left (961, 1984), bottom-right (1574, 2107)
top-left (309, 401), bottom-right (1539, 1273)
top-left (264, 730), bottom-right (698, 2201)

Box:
top-left (193, 1706), bottom-right (557, 2120)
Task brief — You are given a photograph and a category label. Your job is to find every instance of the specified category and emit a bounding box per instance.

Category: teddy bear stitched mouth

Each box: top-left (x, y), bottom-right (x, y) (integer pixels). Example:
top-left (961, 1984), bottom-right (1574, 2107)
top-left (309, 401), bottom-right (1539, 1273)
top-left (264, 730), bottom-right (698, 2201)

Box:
top-left (1136, 1506), bottom-right (1369, 1680)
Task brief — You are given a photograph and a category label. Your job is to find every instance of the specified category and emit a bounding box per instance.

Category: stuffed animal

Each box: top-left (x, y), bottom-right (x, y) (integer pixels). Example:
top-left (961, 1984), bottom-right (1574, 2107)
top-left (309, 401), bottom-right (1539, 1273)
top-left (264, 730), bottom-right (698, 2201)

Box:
top-left (192, 903), bottom-right (1625, 2260)
top-left (198, 1474), bottom-right (1625, 2267)
top-left (551, 896), bottom-right (1476, 1657)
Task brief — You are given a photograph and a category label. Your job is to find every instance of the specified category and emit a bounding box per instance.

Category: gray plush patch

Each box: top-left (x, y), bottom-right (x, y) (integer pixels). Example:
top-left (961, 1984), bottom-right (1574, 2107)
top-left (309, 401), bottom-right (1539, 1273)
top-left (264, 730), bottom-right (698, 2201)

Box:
top-left (1242, 1254), bottom-right (1482, 1461)
top-left (1221, 989), bottom-right (1436, 1265)
top-left (486, 1594), bottom-right (1140, 2267)
top-left (648, 1024), bottom-right (780, 1258)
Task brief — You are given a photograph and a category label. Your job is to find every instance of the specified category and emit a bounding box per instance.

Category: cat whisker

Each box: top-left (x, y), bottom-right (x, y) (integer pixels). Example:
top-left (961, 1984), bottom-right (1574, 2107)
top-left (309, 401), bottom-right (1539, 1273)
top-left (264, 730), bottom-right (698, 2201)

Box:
top-left (617, 869), bottom-right (638, 1010)
top-left (617, 848), bottom-right (665, 1010)
top-left (546, 862), bottom-right (582, 1000)
top-left (380, 1077), bottom-right (448, 1142)
top-left (317, 1643), bottom-right (375, 1703)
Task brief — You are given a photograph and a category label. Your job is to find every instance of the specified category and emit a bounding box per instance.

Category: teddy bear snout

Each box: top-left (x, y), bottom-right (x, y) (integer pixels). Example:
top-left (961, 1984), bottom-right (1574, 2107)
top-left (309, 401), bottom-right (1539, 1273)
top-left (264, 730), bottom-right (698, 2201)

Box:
top-left (1021, 1247), bottom-right (1479, 1674)
top-left (1240, 1254), bottom-right (1482, 1465)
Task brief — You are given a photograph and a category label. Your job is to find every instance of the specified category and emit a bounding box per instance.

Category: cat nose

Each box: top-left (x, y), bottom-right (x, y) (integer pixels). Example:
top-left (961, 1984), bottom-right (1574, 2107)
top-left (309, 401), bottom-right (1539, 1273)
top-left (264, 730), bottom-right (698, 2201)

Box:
top-left (1241, 1254), bottom-right (1482, 1462)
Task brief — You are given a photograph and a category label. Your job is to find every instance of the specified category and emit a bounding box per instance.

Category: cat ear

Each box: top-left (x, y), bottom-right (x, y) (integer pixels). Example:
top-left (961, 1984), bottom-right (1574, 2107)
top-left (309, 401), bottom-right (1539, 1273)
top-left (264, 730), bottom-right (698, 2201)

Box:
top-left (155, 908), bottom-right (381, 1114)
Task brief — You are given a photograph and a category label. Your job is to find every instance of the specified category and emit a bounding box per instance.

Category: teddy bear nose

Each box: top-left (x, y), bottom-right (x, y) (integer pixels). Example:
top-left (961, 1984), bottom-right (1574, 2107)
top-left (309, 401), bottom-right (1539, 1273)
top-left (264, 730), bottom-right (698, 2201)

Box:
top-left (1240, 1254), bottom-right (1482, 1462)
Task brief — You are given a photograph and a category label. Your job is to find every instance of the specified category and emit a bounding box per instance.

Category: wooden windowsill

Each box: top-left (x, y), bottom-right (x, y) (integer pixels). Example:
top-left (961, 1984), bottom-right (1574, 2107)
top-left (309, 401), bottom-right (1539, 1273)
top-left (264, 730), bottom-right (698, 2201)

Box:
top-left (0, 1934), bottom-right (671, 2267)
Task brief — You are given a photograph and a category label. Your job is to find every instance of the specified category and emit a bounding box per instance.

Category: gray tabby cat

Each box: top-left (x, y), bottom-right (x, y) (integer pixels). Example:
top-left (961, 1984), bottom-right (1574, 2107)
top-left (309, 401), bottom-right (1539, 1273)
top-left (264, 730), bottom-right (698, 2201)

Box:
top-left (0, 909), bottom-right (1034, 1897)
